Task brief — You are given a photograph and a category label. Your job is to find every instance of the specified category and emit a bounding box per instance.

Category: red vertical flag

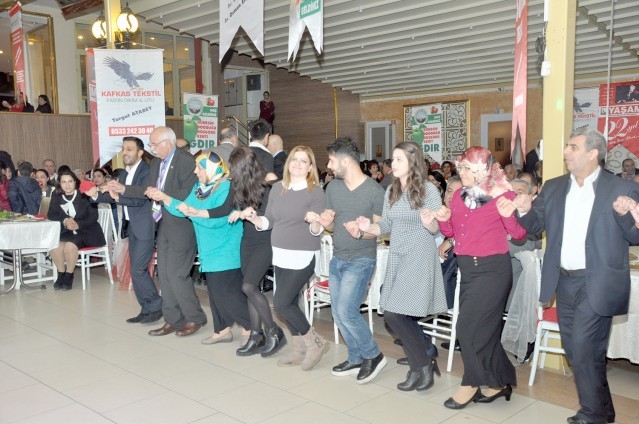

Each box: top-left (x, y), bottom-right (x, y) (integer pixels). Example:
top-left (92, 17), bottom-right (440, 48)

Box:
top-left (512, 0), bottom-right (528, 160)
top-left (9, 2), bottom-right (26, 103)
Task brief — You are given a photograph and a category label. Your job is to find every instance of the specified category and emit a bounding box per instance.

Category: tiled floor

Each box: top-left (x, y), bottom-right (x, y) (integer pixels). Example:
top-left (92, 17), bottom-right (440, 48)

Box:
top-left (0, 271), bottom-right (637, 424)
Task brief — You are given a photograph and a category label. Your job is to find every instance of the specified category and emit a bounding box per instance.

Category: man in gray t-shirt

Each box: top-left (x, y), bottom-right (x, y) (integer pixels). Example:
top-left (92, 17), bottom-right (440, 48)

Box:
top-left (314, 137), bottom-right (387, 384)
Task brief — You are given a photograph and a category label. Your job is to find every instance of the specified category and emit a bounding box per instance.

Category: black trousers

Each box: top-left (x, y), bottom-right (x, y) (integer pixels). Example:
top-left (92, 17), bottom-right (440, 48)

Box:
top-left (384, 311), bottom-right (432, 370)
top-left (205, 269), bottom-right (251, 333)
top-left (556, 273), bottom-right (614, 423)
top-left (273, 258), bottom-right (315, 336)
top-left (456, 253), bottom-right (516, 388)
top-left (127, 228), bottom-right (161, 314)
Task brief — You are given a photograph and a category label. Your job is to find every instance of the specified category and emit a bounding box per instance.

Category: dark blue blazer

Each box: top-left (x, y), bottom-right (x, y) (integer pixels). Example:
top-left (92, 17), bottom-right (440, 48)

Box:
top-left (518, 170), bottom-right (639, 316)
top-left (95, 160), bottom-right (155, 241)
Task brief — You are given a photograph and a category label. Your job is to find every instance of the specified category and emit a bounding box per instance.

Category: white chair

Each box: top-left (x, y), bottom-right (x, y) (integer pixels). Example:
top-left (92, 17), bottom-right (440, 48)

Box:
top-left (419, 271), bottom-right (461, 373)
top-left (76, 208), bottom-right (115, 290)
top-left (0, 250), bottom-right (57, 287)
top-left (529, 252), bottom-right (566, 386)
top-left (306, 234), bottom-right (374, 344)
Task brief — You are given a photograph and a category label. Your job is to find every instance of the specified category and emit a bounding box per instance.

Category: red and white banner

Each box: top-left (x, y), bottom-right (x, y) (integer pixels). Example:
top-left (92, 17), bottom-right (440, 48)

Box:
top-left (89, 49), bottom-right (165, 166)
top-left (9, 2), bottom-right (26, 103)
top-left (598, 80), bottom-right (639, 155)
top-left (86, 50), bottom-right (100, 166)
top-left (512, 0), bottom-right (527, 161)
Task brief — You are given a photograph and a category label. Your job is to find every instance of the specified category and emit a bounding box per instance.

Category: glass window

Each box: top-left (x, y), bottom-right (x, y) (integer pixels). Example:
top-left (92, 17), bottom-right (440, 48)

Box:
top-left (145, 33), bottom-right (174, 60)
top-left (176, 36), bottom-right (194, 61)
top-left (163, 62), bottom-right (174, 116)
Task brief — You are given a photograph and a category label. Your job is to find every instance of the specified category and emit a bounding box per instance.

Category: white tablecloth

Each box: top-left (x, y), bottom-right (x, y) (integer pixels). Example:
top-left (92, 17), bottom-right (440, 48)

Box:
top-left (367, 245), bottom-right (389, 311)
top-left (0, 219), bottom-right (60, 250)
top-left (607, 271), bottom-right (639, 363)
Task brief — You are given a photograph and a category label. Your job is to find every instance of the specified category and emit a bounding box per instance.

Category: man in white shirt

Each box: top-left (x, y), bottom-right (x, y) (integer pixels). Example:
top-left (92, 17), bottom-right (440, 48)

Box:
top-left (89, 137), bottom-right (162, 324)
top-left (512, 128), bottom-right (639, 424)
top-left (43, 159), bottom-right (57, 185)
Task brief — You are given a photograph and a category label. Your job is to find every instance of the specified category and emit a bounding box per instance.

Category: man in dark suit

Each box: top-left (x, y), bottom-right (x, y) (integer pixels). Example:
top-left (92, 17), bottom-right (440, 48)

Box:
top-left (213, 126), bottom-right (238, 164)
top-left (92, 137), bottom-right (162, 324)
top-left (510, 128), bottom-right (639, 424)
top-left (248, 119), bottom-right (275, 174)
top-left (268, 134), bottom-right (287, 180)
top-left (108, 127), bottom-right (207, 337)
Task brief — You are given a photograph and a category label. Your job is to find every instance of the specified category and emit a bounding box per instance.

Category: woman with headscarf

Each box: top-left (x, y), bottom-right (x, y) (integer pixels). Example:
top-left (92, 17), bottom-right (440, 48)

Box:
top-left (423, 146), bottom-right (527, 409)
top-left (48, 170), bottom-right (105, 290)
top-left (356, 142), bottom-right (447, 391)
top-left (146, 152), bottom-right (251, 341)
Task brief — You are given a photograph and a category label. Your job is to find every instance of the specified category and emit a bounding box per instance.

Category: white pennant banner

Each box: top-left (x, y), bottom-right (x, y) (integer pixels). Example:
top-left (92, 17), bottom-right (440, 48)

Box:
top-left (288, 0), bottom-right (323, 61)
top-left (219, 0), bottom-right (264, 63)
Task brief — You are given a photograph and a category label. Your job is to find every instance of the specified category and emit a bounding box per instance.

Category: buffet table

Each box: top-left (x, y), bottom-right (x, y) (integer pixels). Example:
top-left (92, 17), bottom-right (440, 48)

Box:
top-left (0, 217), bottom-right (60, 292)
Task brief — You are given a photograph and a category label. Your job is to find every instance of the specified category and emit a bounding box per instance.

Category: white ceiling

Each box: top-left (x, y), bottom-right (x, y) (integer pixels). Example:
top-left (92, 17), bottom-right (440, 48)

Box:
top-left (126, 0), bottom-right (638, 99)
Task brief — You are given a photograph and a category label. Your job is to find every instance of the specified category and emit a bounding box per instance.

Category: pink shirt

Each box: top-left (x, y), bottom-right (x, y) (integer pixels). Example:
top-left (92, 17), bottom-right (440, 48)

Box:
top-left (439, 190), bottom-right (526, 257)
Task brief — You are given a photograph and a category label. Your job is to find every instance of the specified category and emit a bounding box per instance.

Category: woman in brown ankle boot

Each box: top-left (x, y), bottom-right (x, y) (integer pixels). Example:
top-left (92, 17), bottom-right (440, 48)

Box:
top-left (245, 146), bottom-right (329, 370)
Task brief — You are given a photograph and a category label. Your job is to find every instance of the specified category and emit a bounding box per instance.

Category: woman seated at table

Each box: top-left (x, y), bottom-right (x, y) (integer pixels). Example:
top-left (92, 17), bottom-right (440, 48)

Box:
top-left (48, 170), bottom-right (105, 291)
top-left (35, 169), bottom-right (54, 198)
top-left (356, 141), bottom-right (447, 392)
top-left (145, 152), bottom-right (251, 341)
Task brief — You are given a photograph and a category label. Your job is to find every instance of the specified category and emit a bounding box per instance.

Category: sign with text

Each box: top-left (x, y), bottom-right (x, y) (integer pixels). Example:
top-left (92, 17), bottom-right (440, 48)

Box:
top-left (219, 0), bottom-right (264, 62)
top-left (598, 80), bottom-right (639, 157)
top-left (9, 2), bottom-right (25, 102)
top-left (409, 104), bottom-right (443, 164)
top-left (572, 87), bottom-right (599, 132)
top-left (91, 49), bottom-right (165, 166)
top-left (183, 93), bottom-right (219, 152)
top-left (288, 0), bottom-right (323, 61)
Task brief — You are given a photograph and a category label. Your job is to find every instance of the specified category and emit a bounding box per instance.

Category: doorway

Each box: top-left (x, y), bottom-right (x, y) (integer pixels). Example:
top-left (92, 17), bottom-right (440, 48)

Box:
top-left (481, 113), bottom-right (514, 166)
top-left (365, 121), bottom-right (395, 162)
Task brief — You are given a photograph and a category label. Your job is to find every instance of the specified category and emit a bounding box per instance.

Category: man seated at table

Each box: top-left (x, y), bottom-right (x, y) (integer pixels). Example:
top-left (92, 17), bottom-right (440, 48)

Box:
top-left (8, 162), bottom-right (41, 215)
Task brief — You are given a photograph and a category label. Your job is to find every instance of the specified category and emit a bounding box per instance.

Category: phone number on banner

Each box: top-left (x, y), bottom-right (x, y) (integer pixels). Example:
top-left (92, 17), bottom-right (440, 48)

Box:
top-left (108, 126), bottom-right (155, 136)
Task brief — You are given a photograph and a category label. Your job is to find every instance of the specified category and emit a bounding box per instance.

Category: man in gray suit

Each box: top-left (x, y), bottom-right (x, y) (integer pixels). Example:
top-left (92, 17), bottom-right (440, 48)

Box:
top-left (109, 127), bottom-right (207, 337)
top-left (92, 137), bottom-right (162, 324)
top-left (510, 128), bottom-right (639, 424)
top-left (213, 126), bottom-right (238, 164)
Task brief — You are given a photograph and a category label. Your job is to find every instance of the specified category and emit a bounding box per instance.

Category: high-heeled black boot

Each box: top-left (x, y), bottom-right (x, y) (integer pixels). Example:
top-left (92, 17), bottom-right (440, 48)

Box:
top-left (53, 271), bottom-right (66, 290)
top-left (61, 272), bottom-right (74, 291)
top-left (397, 370), bottom-right (420, 391)
top-left (236, 331), bottom-right (265, 356)
top-left (261, 326), bottom-right (287, 357)
top-left (416, 359), bottom-right (441, 391)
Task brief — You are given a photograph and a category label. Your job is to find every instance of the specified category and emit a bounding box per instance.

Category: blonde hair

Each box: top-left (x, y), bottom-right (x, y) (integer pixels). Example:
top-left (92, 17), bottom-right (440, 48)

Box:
top-left (281, 145), bottom-right (320, 192)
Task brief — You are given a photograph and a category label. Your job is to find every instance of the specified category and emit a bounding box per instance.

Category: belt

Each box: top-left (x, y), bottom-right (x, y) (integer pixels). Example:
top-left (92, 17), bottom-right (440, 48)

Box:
top-left (559, 267), bottom-right (586, 277)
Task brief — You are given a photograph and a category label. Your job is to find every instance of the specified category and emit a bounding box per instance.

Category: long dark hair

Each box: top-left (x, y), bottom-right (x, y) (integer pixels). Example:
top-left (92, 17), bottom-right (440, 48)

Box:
top-left (228, 146), bottom-right (267, 209)
top-left (0, 161), bottom-right (6, 184)
top-left (389, 142), bottom-right (429, 209)
top-left (54, 170), bottom-right (81, 196)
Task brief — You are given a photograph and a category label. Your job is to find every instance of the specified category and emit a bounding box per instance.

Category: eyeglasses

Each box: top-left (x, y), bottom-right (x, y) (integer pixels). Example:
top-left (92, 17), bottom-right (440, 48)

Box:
top-left (149, 139), bottom-right (167, 148)
top-left (457, 165), bottom-right (474, 173)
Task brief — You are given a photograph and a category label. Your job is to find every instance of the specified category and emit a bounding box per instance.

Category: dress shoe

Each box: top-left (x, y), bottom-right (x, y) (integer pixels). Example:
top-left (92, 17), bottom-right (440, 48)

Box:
top-left (441, 341), bottom-right (461, 352)
top-left (201, 331), bottom-right (233, 345)
top-left (566, 415), bottom-right (609, 424)
top-left (444, 388), bottom-right (482, 410)
top-left (236, 331), bottom-right (265, 356)
top-left (148, 323), bottom-right (176, 336)
top-left (176, 322), bottom-right (205, 337)
top-left (139, 310), bottom-right (163, 324)
top-left (261, 326), bottom-right (287, 357)
top-left (397, 357), bottom-right (409, 365)
top-left (476, 384), bottom-right (512, 403)
top-left (332, 360), bottom-right (362, 376)
top-left (356, 353), bottom-right (387, 384)
top-left (126, 313), bottom-right (149, 323)
top-left (61, 272), bottom-right (74, 291)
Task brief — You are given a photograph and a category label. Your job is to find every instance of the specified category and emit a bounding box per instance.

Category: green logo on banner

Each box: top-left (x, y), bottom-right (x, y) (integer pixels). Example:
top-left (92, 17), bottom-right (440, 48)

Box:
top-left (300, 0), bottom-right (321, 18)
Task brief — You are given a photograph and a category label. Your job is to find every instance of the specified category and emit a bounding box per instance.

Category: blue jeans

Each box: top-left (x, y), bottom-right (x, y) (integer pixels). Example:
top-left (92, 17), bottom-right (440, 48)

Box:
top-left (329, 256), bottom-right (381, 363)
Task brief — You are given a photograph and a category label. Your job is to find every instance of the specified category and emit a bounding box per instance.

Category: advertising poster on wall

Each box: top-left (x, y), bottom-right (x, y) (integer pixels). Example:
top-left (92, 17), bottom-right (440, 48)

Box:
top-left (92, 49), bottom-right (165, 166)
top-left (183, 93), bottom-right (219, 152)
top-left (409, 104), bottom-right (443, 164)
top-left (598, 80), bottom-right (639, 153)
top-left (572, 87), bottom-right (599, 132)
top-left (9, 2), bottom-right (25, 102)
top-left (86, 50), bottom-right (100, 165)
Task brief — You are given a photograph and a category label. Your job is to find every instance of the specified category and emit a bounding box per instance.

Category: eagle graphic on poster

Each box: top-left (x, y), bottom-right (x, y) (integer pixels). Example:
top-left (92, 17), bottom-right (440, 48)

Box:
top-left (103, 57), bottom-right (154, 88)
top-left (573, 96), bottom-right (592, 113)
